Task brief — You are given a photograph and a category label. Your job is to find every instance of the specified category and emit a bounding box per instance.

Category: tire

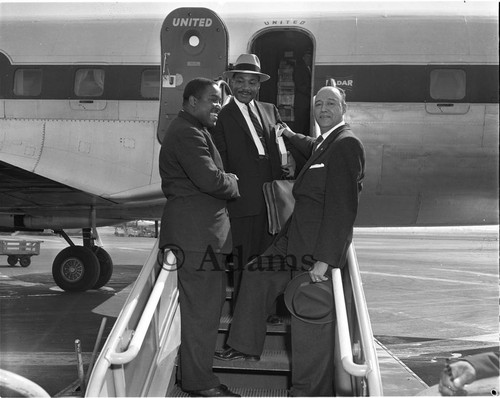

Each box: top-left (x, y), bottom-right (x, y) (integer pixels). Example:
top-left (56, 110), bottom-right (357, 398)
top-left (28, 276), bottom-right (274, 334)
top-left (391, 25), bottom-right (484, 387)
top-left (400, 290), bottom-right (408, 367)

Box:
top-left (7, 256), bottom-right (17, 266)
top-left (91, 247), bottom-right (113, 289)
top-left (19, 256), bottom-right (31, 267)
top-left (52, 246), bottom-right (100, 292)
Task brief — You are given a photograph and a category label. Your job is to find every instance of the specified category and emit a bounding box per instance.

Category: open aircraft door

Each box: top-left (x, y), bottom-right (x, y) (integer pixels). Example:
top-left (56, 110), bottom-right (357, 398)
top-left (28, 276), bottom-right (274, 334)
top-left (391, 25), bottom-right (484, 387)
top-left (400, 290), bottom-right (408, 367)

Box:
top-left (157, 8), bottom-right (229, 143)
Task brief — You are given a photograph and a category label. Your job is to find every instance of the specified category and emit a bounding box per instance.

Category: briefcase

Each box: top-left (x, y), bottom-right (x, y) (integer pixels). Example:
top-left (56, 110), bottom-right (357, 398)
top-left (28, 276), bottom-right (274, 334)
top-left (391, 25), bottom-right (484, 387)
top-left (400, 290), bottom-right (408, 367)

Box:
top-left (263, 180), bottom-right (295, 234)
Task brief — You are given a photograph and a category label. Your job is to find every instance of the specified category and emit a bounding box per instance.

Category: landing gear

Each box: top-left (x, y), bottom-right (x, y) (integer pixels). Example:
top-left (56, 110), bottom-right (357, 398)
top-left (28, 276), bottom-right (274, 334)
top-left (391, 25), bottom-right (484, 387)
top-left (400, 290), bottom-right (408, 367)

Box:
top-left (52, 228), bottom-right (113, 292)
top-left (92, 246), bottom-right (113, 289)
top-left (52, 246), bottom-right (100, 292)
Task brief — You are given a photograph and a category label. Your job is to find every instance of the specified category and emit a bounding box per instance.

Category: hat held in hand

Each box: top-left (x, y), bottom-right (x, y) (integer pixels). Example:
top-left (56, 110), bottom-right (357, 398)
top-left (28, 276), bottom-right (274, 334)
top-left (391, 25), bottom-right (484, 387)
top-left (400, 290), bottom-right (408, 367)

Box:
top-left (284, 272), bottom-right (335, 324)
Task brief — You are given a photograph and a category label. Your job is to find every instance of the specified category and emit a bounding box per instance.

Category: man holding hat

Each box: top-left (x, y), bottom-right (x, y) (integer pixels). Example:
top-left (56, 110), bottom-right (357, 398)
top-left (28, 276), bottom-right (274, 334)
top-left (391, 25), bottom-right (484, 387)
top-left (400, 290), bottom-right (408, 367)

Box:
top-left (211, 54), bottom-right (295, 303)
top-left (215, 84), bottom-right (365, 396)
top-left (280, 84), bottom-right (365, 396)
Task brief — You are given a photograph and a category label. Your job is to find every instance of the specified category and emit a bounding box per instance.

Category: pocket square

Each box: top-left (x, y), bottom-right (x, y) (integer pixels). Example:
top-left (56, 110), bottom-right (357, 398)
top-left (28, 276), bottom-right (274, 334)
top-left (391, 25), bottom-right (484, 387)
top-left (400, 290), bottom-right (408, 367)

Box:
top-left (309, 163), bottom-right (325, 169)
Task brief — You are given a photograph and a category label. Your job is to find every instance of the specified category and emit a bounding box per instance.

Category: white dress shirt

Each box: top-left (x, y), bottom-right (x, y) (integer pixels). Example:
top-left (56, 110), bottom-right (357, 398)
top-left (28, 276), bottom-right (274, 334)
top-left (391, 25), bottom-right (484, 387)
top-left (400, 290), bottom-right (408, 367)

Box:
top-left (234, 98), bottom-right (266, 156)
top-left (316, 120), bottom-right (345, 150)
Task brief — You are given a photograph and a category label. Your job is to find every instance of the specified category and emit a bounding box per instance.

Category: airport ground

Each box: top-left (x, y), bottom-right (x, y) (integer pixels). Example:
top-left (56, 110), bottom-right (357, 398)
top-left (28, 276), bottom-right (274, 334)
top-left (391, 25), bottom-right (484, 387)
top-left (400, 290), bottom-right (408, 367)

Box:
top-left (0, 225), bottom-right (498, 396)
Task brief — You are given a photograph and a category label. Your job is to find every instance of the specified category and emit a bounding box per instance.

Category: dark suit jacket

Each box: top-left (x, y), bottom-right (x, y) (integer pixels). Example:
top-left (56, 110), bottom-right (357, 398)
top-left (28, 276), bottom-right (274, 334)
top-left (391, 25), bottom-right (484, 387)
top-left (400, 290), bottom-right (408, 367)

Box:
top-left (287, 124), bottom-right (365, 268)
top-left (211, 98), bottom-right (284, 218)
top-left (159, 110), bottom-right (240, 253)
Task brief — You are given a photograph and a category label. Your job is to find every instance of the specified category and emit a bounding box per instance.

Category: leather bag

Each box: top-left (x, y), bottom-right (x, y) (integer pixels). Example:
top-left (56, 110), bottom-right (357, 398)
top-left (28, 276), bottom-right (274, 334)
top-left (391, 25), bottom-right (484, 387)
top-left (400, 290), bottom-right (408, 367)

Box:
top-left (262, 180), bottom-right (296, 234)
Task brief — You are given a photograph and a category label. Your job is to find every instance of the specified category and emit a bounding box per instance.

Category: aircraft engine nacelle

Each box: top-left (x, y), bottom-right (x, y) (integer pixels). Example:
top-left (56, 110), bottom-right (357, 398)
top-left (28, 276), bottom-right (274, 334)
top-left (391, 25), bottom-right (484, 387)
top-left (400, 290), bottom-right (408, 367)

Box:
top-left (156, 8), bottom-right (229, 143)
top-left (0, 214), bottom-right (118, 230)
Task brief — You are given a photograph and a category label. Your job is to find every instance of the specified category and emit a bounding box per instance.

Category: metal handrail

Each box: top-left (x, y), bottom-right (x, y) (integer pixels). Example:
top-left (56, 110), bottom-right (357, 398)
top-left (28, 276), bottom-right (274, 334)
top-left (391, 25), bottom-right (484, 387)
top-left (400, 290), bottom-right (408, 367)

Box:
top-left (332, 267), bottom-right (368, 377)
top-left (86, 240), bottom-right (179, 397)
top-left (332, 243), bottom-right (383, 395)
top-left (0, 368), bottom-right (51, 397)
top-left (348, 243), bottom-right (383, 395)
top-left (108, 252), bottom-right (177, 365)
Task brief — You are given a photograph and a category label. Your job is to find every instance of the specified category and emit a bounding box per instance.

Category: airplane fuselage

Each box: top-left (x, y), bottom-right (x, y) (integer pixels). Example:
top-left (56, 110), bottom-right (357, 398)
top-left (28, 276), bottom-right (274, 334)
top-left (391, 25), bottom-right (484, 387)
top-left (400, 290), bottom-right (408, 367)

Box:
top-left (0, 1), bottom-right (498, 231)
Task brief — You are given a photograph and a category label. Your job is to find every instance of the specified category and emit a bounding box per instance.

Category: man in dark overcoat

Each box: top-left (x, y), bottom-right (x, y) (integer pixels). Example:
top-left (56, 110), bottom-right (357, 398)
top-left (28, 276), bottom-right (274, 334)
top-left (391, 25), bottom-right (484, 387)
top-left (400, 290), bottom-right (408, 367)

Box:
top-left (159, 78), bottom-right (240, 397)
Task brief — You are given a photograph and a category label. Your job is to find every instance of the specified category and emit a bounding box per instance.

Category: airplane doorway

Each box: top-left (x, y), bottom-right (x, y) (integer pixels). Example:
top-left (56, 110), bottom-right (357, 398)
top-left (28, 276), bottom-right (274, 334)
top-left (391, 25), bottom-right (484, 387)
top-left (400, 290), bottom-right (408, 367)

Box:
top-left (251, 30), bottom-right (314, 135)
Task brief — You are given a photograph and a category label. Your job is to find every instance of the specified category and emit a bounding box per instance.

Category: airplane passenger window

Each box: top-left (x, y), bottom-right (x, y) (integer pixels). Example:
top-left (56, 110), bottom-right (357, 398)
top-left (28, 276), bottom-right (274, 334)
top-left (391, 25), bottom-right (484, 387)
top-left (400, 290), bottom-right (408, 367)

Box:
top-left (430, 69), bottom-right (466, 100)
top-left (74, 68), bottom-right (105, 97)
top-left (13, 69), bottom-right (42, 96)
top-left (141, 69), bottom-right (160, 99)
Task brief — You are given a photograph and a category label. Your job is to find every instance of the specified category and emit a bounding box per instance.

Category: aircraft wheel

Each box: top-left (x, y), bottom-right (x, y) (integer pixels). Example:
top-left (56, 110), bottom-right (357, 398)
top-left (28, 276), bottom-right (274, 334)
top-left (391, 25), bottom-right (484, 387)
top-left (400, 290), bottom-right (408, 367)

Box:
top-left (52, 246), bottom-right (100, 292)
top-left (91, 247), bottom-right (113, 289)
top-left (19, 256), bottom-right (31, 267)
top-left (7, 256), bottom-right (17, 266)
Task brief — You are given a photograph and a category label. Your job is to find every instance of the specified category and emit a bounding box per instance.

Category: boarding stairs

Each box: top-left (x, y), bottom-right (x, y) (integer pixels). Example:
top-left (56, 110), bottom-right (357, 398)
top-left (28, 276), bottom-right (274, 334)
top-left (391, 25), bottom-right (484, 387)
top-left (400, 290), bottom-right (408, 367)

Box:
top-left (84, 239), bottom-right (383, 396)
top-left (171, 279), bottom-right (291, 397)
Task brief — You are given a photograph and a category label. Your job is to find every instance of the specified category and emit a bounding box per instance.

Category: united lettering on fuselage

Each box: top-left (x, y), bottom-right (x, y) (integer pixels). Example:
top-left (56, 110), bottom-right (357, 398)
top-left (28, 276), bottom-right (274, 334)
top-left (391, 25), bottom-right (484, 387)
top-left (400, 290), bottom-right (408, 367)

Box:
top-left (172, 17), bottom-right (213, 27)
top-left (264, 20), bottom-right (306, 25)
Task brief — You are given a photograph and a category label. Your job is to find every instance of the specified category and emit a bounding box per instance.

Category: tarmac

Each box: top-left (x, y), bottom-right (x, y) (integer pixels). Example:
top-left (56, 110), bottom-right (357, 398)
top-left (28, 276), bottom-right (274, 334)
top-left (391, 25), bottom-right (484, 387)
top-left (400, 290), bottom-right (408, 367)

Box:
top-left (0, 225), bottom-right (498, 396)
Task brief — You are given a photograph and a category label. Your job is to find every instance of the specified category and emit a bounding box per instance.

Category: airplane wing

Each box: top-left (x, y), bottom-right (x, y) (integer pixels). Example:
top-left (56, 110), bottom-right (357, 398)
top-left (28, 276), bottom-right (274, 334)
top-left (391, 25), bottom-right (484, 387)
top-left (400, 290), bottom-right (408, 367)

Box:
top-left (0, 160), bottom-right (114, 215)
top-left (0, 160), bottom-right (164, 230)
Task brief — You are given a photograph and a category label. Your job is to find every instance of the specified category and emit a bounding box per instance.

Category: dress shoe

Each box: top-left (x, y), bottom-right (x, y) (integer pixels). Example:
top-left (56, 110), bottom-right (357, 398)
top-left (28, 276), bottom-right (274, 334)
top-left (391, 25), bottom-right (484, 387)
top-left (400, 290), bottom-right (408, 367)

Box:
top-left (185, 384), bottom-right (240, 397)
top-left (266, 314), bottom-right (283, 325)
top-left (214, 347), bottom-right (260, 361)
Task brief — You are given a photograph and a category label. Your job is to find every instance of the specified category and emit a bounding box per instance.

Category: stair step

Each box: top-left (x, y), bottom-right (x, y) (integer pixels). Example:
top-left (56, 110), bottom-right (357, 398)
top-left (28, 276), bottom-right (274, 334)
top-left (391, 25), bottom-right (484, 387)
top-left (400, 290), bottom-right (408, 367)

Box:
top-left (214, 371), bottom-right (290, 391)
top-left (170, 385), bottom-right (288, 397)
top-left (219, 312), bottom-right (291, 334)
top-left (213, 349), bottom-right (290, 372)
top-left (216, 330), bottom-right (289, 351)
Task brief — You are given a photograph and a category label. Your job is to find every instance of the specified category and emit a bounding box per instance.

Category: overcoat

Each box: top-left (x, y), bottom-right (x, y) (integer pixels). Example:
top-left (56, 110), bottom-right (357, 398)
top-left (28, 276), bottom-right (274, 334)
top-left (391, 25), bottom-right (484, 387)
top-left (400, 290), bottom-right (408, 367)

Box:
top-left (159, 110), bottom-right (239, 253)
top-left (158, 109), bottom-right (240, 392)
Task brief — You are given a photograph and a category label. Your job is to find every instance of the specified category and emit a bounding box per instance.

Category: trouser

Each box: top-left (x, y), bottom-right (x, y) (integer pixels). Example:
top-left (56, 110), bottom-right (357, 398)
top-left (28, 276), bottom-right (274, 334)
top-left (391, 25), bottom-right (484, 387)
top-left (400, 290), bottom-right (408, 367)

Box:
top-left (227, 225), bottom-right (337, 396)
top-left (290, 317), bottom-right (335, 396)
top-left (227, 256), bottom-right (336, 395)
top-left (229, 156), bottom-right (275, 300)
top-left (227, 256), bottom-right (291, 356)
top-left (229, 212), bottom-right (275, 300)
top-left (177, 251), bottom-right (226, 391)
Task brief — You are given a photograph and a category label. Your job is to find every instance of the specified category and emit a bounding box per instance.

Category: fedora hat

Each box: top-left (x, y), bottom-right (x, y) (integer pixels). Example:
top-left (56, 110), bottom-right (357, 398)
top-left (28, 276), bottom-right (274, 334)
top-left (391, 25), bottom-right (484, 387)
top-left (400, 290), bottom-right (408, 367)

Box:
top-left (223, 53), bottom-right (270, 82)
top-left (284, 272), bottom-right (335, 324)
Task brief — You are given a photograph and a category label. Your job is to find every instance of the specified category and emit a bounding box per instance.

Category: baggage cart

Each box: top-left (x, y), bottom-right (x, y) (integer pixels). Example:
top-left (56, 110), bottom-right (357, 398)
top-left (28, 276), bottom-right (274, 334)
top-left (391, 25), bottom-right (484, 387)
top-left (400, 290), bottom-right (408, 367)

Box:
top-left (0, 240), bottom-right (42, 267)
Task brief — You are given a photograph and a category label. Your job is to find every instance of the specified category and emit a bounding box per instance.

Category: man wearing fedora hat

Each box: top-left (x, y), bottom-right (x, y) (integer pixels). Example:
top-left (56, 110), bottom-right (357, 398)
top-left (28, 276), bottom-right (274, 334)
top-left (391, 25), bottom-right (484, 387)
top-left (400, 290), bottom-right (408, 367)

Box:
top-left (211, 54), bottom-right (295, 307)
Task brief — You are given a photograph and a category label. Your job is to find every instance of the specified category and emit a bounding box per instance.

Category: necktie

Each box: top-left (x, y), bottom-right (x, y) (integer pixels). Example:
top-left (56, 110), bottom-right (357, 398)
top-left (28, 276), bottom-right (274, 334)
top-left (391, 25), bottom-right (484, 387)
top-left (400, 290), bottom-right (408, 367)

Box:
top-left (314, 135), bottom-right (324, 152)
top-left (246, 103), bottom-right (268, 155)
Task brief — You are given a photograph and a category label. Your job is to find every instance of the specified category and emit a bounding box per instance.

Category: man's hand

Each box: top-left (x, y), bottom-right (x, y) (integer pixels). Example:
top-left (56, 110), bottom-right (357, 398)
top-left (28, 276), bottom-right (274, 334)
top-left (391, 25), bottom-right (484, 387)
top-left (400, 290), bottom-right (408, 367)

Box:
top-left (308, 261), bottom-right (329, 283)
top-left (226, 173), bottom-right (239, 181)
top-left (282, 151), bottom-right (296, 178)
top-left (439, 360), bottom-right (477, 396)
top-left (276, 123), bottom-right (296, 139)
